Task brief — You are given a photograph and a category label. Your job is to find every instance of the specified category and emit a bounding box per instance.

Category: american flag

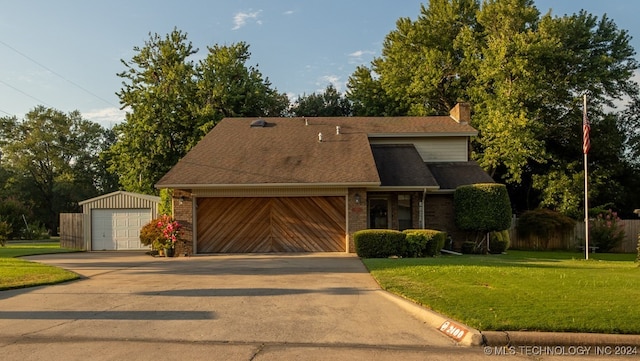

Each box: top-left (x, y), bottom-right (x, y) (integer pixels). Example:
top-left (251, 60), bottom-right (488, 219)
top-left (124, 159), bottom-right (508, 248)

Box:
top-left (583, 105), bottom-right (590, 154)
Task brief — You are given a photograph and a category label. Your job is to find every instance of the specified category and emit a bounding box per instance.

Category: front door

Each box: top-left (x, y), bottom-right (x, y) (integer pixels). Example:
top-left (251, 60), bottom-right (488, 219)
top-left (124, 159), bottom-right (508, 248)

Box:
top-left (368, 197), bottom-right (389, 229)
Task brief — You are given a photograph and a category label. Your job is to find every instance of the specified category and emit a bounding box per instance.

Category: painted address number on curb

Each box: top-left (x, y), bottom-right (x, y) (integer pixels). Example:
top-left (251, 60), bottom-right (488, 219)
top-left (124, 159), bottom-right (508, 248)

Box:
top-left (439, 320), bottom-right (468, 341)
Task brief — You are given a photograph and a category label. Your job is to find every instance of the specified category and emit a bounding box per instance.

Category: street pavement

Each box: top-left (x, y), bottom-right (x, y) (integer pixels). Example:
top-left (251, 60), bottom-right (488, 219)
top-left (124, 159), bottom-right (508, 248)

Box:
top-left (0, 252), bottom-right (637, 360)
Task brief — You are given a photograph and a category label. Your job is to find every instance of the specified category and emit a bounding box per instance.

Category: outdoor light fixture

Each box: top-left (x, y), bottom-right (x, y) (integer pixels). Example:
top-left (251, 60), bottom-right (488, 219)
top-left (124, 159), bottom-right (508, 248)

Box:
top-left (354, 193), bottom-right (361, 205)
top-left (178, 196), bottom-right (185, 205)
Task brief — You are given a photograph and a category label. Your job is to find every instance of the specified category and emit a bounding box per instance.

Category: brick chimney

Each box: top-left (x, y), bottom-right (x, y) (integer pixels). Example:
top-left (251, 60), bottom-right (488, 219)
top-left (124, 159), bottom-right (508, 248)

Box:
top-left (450, 103), bottom-right (470, 124)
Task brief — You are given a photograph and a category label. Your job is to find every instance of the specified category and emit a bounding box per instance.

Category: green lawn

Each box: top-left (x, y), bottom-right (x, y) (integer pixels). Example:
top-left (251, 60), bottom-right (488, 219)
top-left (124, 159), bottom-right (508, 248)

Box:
top-left (0, 242), bottom-right (80, 290)
top-left (363, 250), bottom-right (640, 334)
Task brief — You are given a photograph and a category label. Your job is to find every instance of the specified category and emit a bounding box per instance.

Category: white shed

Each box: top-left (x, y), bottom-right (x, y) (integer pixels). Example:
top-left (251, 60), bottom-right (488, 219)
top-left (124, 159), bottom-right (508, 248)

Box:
top-left (79, 191), bottom-right (161, 251)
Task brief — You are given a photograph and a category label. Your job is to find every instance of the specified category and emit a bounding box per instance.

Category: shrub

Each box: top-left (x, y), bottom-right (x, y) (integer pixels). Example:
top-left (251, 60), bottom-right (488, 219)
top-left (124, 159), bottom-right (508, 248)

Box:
top-left (354, 229), bottom-right (404, 258)
top-left (636, 233), bottom-right (639, 263)
top-left (461, 241), bottom-right (478, 254)
top-left (454, 183), bottom-right (512, 232)
top-left (489, 229), bottom-right (510, 254)
top-left (0, 197), bottom-right (32, 239)
top-left (159, 189), bottom-right (173, 216)
top-left (517, 209), bottom-right (575, 250)
top-left (402, 229), bottom-right (446, 257)
top-left (140, 217), bottom-right (164, 249)
top-left (21, 222), bottom-right (49, 240)
top-left (0, 220), bottom-right (12, 246)
top-left (589, 209), bottom-right (625, 253)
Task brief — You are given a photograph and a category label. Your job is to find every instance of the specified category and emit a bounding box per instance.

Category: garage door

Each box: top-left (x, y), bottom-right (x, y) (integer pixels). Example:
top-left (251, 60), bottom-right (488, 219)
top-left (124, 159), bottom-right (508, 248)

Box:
top-left (91, 209), bottom-right (151, 250)
top-left (197, 197), bottom-right (346, 253)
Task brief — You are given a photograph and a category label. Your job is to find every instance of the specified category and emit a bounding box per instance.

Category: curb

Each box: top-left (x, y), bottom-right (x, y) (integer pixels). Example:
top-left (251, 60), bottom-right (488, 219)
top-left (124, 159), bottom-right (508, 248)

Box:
top-left (482, 331), bottom-right (640, 347)
top-left (379, 290), bottom-right (640, 348)
top-left (378, 290), bottom-right (483, 346)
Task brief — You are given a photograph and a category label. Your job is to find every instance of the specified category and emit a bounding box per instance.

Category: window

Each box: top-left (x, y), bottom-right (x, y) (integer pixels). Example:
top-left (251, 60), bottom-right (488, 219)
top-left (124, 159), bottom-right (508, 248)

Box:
top-left (398, 194), bottom-right (412, 230)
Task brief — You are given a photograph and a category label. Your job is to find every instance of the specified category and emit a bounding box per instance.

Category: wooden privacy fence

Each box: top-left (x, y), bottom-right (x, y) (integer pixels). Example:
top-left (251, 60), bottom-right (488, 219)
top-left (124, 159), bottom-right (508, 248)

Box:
top-left (509, 218), bottom-right (639, 253)
top-left (59, 213), bottom-right (84, 249)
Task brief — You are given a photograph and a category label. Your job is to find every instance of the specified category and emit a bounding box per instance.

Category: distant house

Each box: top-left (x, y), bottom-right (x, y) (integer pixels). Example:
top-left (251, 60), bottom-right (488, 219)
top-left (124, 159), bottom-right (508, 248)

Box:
top-left (156, 103), bottom-right (493, 255)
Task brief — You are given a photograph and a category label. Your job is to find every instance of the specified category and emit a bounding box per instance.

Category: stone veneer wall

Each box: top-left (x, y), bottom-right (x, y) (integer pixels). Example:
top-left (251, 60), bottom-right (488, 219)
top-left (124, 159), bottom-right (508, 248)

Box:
top-left (172, 189), bottom-right (194, 256)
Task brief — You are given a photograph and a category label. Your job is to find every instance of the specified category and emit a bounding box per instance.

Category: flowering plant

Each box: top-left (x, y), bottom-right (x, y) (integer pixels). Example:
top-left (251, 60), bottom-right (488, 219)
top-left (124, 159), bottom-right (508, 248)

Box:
top-left (589, 209), bottom-right (625, 253)
top-left (156, 214), bottom-right (182, 249)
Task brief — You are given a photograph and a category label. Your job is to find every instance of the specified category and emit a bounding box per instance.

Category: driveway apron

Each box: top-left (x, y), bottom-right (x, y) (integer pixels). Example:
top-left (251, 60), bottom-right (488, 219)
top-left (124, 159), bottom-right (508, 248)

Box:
top-left (0, 252), bottom-right (479, 361)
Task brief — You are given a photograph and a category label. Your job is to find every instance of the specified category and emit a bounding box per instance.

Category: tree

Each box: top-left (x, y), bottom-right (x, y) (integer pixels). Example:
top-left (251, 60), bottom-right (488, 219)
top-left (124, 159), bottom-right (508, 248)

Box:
top-left (0, 106), bottom-right (110, 235)
top-left (346, 0), bottom-right (640, 217)
top-left (347, 0), bottom-right (479, 116)
top-left (290, 85), bottom-right (351, 117)
top-left (108, 30), bottom-right (289, 194)
top-left (195, 42), bottom-right (289, 132)
top-left (108, 29), bottom-right (199, 194)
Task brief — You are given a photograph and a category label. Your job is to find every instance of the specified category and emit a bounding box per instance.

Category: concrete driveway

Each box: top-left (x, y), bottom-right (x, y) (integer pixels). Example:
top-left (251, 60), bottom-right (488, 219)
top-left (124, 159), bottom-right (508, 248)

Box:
top-left (0, 252), bottom-right (509, 360)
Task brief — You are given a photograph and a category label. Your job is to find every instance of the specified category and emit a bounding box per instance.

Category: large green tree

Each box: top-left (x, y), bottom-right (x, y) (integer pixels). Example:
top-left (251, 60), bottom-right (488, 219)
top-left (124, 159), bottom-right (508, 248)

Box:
top-left (109, 29), bottom-right (199, 194)
top-left (346, 0), bottom-right (639, 217)
top-left (290, 85), bottom-right (351, 117)
top-left (0, 106), bottom-right (111, 234)
top-left (108, 30), bottom-right (288, 194)
top-left (195, 42), bottom-right (289, 132)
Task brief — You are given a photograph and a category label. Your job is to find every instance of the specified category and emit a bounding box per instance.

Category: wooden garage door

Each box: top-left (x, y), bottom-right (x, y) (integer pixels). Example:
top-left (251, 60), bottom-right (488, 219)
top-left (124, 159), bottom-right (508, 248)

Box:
top-left (197, 197), bottom-right (346, 253)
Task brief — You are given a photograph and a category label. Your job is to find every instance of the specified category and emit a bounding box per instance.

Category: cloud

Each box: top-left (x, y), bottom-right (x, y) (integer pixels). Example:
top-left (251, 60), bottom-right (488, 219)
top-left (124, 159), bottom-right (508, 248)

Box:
top-left (348, 50), bottom-right (376, 64)
top-left (317, 75), bottom-right (343, 92)
top-left (232, 10), bottom-right (262, 30)
top-left (84, 107), bottom-right (127, 128)
top-left (283, 10), bottom-right (294, 15)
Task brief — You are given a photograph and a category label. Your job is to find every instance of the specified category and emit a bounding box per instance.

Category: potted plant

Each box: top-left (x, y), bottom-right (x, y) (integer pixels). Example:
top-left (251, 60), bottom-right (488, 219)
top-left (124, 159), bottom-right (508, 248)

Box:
top-left (156, 215), bottom-right (182, 257)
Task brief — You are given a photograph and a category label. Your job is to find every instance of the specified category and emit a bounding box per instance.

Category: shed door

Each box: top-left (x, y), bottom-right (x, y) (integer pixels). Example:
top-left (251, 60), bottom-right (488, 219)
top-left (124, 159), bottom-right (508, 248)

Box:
top-left (91, 209), bottom-right (151, 250)
top-left (197, 197), bottom-right (346, 253)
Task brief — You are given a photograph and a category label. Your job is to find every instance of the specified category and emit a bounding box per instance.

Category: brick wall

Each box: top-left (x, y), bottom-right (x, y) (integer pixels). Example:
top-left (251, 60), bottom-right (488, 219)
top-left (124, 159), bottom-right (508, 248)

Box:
top-left (424, 193), bottom-right (467, 250)
top-left (346, 188), bottom-right (367, 252)
top-left (172, 189), bottom-right (193, 256)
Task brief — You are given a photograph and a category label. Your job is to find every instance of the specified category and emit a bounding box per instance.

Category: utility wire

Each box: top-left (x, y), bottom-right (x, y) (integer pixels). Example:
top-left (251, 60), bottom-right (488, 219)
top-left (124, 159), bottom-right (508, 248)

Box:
top-left (0, 79), bottom-right (52, 107)
top-left (0, 39), bottom-right (118, 108)
top-left (0, 108), bottom-right (12, 116)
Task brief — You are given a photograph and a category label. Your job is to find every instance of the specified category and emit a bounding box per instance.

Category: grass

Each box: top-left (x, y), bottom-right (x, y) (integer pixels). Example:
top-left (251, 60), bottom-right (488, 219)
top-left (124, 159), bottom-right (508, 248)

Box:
top-left (0, 241), bottom-right (80, 290)
top-left (362, 250), bottom-right (640, 334)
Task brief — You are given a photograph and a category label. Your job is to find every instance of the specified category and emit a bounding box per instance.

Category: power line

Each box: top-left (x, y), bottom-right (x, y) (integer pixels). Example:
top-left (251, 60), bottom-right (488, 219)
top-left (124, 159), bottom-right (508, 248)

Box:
top-left (0, 79), bottom-right (52, 107)
top-left (0, 39), bottom-right (118, 108)
top-left (0, 108), bottom-right (12, 116)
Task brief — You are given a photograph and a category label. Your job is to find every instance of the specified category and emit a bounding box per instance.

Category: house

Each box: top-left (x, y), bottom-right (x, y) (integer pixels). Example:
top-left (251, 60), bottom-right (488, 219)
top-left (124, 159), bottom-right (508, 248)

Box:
top-left (155, 103), bottom-right (493, 255)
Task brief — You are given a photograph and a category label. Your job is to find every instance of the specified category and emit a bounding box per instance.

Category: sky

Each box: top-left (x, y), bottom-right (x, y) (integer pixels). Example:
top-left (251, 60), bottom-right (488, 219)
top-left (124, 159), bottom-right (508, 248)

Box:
top-left (1, 0), bottom-right (638, 128)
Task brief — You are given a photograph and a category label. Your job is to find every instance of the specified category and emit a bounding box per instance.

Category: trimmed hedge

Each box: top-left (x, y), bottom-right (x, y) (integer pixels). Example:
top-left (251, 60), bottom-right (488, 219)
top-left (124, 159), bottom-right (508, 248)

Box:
top-left (402, 229), bottom-right (446, 257)
top-left (489, 229), bottom-right (510, 254)
top-left (454, 183), bottom-right (512, 232)
top-left (353, 229), bottom-right (446, 258)
top-left (354, 229), bottom-right (404, 258)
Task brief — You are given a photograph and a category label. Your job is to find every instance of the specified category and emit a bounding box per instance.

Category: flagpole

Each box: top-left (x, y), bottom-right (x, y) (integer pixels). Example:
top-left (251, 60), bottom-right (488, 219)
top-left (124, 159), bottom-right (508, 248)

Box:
top-left (583, 94), bottom-right (589, 260)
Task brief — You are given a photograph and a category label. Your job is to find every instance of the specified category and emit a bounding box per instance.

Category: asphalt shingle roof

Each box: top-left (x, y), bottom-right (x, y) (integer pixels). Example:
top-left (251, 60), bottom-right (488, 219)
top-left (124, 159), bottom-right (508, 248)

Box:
top-left (370, 145), bottom-right (438, 187)
top-left (427, 162), bottom-right (495, 190)
top-left (156, 116), bottom-right (478, 188)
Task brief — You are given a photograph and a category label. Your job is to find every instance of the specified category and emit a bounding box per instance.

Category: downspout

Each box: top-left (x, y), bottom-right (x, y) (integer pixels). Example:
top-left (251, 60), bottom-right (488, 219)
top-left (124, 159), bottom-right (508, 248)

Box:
top-left (420, 188), bottom-right (427, 229)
